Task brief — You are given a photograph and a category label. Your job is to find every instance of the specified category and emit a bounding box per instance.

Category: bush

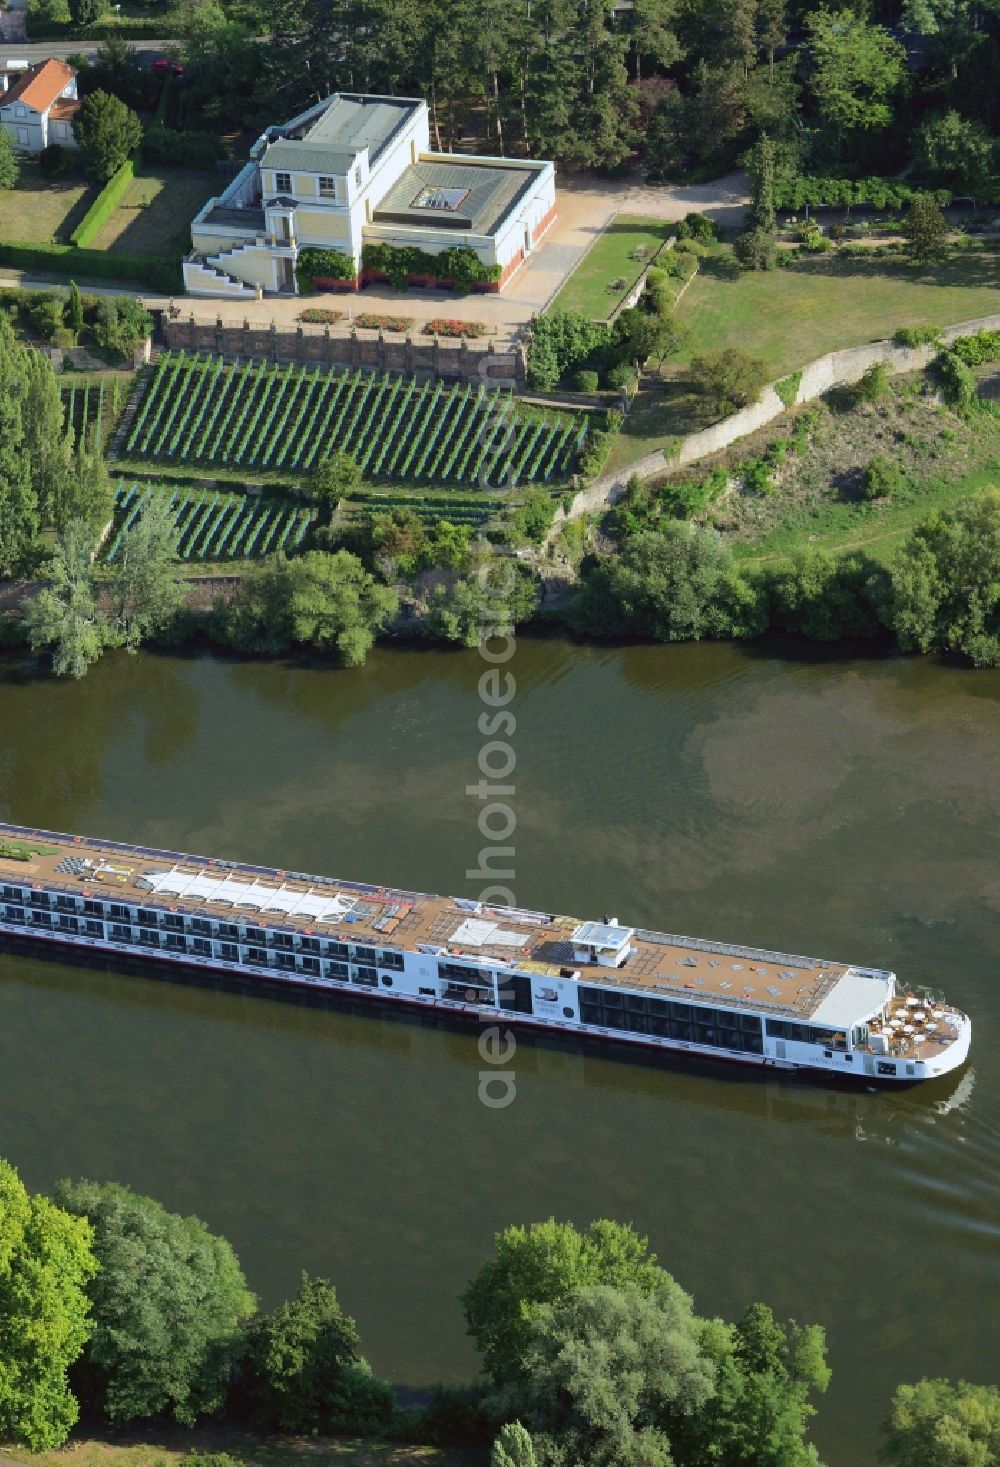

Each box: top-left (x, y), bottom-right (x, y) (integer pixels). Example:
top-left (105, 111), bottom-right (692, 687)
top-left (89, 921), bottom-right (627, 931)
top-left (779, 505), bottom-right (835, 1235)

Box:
top-left (863, 454), bottom-right (906, 499)
top-left (949, 329), bottom-right (1000, 366)
top-left (574, 369), bottom-right (599, 393)
top-left (0, 240), bottom-right (180, 294)
top-left (299, 307), bottom-right (343, 324)
top-left (355, 312), bottom-right (413, 332)
top-left (296, 247), bottom-right (357, 291)
top-left (362, 242), bottom-right (500, 291)
top-left (676, 211), bottom-right (717, 243)
top-left (606, 361), bottom-right (636, 390)
top-left (734, 225), bottom-right (777, 270)
top-left (935, 350), bottom-right (978, 409)
top-left (424, 317), bottom-right (488, 338)
top-left (775, 371), bottom-right (802, 409)
top-left (893, 325), bottom-right (942, 347)
top-left (853, 363), bottom-right (891, 403)
top-left (38, 144), bottom-right (66, 177)
top-left (689, 348), bottom-right (768, 416)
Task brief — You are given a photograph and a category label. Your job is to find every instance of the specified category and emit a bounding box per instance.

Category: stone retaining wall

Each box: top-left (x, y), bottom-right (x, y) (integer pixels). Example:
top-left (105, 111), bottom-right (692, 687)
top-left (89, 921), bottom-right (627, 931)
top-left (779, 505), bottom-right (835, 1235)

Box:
top-left (549, 312), bottom-right (1000, 535)
top-left (160, 314), bottom-right (525, 385)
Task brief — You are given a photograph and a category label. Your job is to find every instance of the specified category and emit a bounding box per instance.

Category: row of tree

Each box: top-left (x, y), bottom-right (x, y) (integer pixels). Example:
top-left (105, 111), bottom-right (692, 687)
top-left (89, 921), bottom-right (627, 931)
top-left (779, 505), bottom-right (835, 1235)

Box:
top-left (2, 1168), bottom-right (996, 1464)
top-left (577, 489), bottom-right (1000, 668)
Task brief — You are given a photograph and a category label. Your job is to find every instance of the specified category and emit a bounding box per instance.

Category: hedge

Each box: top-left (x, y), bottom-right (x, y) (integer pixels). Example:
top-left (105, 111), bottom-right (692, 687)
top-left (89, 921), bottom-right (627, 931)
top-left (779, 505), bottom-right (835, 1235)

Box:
top-left (70, 157), bottom-right (135, 247)
top-left (296, 246), bottom-right (357, 292)
top-left (26, 16), bottom-right (166, 37)
top-left (0, 241), bottom-right (181, 292)
top-left (362, 243), bottom-right (502, 291)
top-left (774, 176), bottom-right (956, 211)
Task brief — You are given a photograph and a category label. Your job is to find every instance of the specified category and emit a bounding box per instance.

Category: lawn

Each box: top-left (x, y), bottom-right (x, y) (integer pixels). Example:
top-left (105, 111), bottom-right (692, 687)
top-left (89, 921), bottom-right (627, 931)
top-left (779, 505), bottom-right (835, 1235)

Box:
top-left (674, 243), bottom-right (1000, 379)
top-left (90, 169), bottom-right (220, 254)
top-left (549, 215), bottom-right (675, 321)
top-left (0, 158), bottom-right (96, 244)
top-left (15, 1428), bottom-right (477, 1467)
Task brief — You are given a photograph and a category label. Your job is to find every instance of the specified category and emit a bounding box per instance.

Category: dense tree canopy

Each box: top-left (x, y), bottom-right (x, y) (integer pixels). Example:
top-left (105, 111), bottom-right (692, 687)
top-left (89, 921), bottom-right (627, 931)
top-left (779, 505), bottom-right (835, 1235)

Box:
top-left (880, 1378), bottom-right (1000, 1467)
top-left (55, 1179), bottom-right (256, 1426)
top-left (72, 90), bottom-right (141, 180)
top-left (461, 1218), bottom-right (671, 1387)
top-left (889, 490), bottom-right (1000, 666)
top-left (0, 1160), bottom-right (97, 1451)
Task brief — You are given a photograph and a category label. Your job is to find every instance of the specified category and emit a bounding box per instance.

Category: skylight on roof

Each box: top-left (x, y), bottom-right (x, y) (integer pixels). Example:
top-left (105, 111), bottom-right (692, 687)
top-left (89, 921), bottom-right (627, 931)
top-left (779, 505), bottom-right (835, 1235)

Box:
top-left (411, 186), bottom-right (469, 212)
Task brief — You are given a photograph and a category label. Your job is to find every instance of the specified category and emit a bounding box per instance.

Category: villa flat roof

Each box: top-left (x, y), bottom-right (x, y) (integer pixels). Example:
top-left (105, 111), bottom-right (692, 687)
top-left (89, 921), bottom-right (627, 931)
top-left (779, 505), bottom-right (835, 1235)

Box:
top-left (306, 93), bottom-right (420, 162)
top-left (372, 158), bottom-right (540, 237)
top-left (0, 823), bottom-right (894, 1025)
top-left (260, 140), bottom-right (357, 177)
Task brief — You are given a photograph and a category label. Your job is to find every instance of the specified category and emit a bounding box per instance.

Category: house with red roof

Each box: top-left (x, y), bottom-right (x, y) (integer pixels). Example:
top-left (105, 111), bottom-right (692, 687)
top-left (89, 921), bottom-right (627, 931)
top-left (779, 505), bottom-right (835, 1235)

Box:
top-left (0, 58), bottom-right (80, 153)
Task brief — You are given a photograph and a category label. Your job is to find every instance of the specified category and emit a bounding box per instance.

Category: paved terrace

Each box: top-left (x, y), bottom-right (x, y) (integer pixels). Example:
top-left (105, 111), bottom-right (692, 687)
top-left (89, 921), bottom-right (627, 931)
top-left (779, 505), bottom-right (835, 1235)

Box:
top-left (0, 822), bottom-right (863, 1022)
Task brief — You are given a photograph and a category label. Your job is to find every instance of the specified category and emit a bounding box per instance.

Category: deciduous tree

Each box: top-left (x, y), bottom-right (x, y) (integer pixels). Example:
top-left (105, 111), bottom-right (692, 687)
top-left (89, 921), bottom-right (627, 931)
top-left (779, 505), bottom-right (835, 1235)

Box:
top-left (107, 495), bottom-right (182, 649)
top-left (24, 519), bottom-right (110, 679)
top-left (55, 1178), bottom-right (256, 1426)
top-left (0, 1158), bottom-right (97, 1451)
top-left (0, 127), bottom-right (19, 190)
top-left (880, 1377), bottom-right (1000, 1467)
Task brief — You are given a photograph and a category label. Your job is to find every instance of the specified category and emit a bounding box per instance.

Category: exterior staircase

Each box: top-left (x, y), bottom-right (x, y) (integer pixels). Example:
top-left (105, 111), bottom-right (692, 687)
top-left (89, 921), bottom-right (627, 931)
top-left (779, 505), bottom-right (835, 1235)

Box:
top-left (183, 250), bottom-right (260, 300)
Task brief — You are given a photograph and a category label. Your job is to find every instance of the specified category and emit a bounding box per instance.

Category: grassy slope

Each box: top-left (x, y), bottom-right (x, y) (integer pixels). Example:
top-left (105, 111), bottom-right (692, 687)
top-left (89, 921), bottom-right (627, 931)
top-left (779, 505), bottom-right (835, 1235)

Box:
top-left (12, 1430), bottom-right (477, 1467)
top-left (549, 216), bottom-right (675, 321)
top-left (673, 245), bottom-right (1000, 379)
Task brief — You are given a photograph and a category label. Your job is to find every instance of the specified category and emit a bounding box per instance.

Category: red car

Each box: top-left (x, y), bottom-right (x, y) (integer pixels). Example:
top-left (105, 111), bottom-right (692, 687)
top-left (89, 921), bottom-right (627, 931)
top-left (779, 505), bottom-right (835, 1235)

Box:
top-left (151, 57), bottom-right (184, 77)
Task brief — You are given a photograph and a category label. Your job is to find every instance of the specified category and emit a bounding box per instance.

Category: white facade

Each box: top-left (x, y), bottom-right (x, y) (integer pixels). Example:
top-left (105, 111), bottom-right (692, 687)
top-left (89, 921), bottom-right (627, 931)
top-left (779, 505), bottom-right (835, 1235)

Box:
top-left (184, 92), bottom-right (555, 299)
top-left (0, 60), bottom-right (79, 153)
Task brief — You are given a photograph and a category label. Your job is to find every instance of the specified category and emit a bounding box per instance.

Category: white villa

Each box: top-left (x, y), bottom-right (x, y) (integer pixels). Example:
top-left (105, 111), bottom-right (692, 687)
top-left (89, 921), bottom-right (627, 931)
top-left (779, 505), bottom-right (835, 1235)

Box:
top-left (0, 58), bottom-right (79, 153)
top-left (184, 93), bottom-right (556, 299)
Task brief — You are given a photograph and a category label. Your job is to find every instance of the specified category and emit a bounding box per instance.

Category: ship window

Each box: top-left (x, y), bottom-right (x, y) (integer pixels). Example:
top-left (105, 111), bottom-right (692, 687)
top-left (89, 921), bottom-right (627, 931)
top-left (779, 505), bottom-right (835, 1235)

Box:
top-left (380, 974), bottom-right (393, 987)
top-left (3, 905), bottom-right (24, 922)
top-left (328, 942), bottom-right (349, 959)
top-left (580, 1005), bottom-right (602, 1025)
top-left (57, 915), bottom-right (79, 932)
top-left (271, 932), bottom-right (293, 950)
top-left (603, 1009), bottom-right (626, 1030)
top-left (109, 903), bottom-right (130, 921)
top-left (670, 1020), bottom-right (693, 1041)
top-left (1, 885), bottom-right (25, 901)
top-left (247, 946), bottom-right (268, 965)
top-left (31, 910), bottom-right (52, 926)
top-left (191, 918), bottom-right (212, 935)
top-left (137, 908), bottom-right (158, 927)
top-left (626, 1012), bottom-right (649, 1033)
top-left (379, 950), bottom-right (404, 970)
top-left (354, 945), bottom-right (376, 963)
top-left (563, 1006), bottom-right (574, 1018)
top-left (163, 913), bottom-right (184, 930)
top-left (219, 942), bottom-right (238, 960)
top-left (55, 894), bottom-right (77, 911)
top-left (29, 891), bottom-right (51, 907)
top-left (301, 937), bottom-right (320, 954)
top-left (877, 1061), bottom-right (896, 1076)
top-left (218, 921), bottom-right (239, 940)
top-left (83, 899), bottom-right (103, 916)
top-left (355, 965), bottom-right (377, 983)
top-left (245, 926), bottom-right (266, 943)
top-left (326, 960), bottom-right (349, 979)
top-left (140, 929), bottom-right (159, 945)
top-left (165, 934), bottom-right (188, 951)
top-left (300, 956), bottom-right (320, 975)
top-left (580, 986), bottom-right (605, 1006)
top-left (625, 993), bottom-right (647, 1013)
top-left (190, 938), bottom-right (211, 956)
top-left (84, 919), bottom-right (103, 936)
top-left (601, 989), bottom-right (623, 1009)
top-left (275, 952), bottom-right (296, 970)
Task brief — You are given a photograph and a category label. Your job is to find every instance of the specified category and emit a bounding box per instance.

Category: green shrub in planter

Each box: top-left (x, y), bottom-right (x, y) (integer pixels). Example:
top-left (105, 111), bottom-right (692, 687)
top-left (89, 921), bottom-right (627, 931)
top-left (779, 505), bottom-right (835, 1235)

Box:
top-left (574, 369), bottom-right (599, 392)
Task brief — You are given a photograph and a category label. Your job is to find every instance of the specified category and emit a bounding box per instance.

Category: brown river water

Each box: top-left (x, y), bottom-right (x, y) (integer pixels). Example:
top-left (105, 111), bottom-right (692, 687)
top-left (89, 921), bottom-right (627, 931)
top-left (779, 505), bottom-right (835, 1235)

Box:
top-left (0, 636), bottom-right (997, 1464)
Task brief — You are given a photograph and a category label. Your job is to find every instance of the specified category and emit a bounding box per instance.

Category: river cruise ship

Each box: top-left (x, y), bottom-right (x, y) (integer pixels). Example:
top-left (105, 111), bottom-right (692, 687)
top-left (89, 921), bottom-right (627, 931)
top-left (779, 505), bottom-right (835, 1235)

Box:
top-left (0, 822), bottom-right (972, 1084)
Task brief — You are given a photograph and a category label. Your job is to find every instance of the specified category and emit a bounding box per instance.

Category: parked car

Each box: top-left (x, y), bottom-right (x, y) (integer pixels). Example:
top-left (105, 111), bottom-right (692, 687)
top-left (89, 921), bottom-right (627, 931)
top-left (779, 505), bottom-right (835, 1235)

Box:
top-left (151, 57), bottom-right (184, 76)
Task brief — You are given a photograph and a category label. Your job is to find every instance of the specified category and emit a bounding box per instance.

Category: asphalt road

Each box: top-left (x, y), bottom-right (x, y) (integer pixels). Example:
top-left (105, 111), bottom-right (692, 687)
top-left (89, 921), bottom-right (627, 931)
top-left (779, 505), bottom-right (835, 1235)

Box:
top-left (1, 38), bottom-right (180, 61)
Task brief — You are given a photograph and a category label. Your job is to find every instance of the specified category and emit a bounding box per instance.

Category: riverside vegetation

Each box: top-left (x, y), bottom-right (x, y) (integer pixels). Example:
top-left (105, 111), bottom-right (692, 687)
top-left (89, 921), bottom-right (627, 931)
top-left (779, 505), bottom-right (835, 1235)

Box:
top-left (1, 1158), bottom-right (996, 1467)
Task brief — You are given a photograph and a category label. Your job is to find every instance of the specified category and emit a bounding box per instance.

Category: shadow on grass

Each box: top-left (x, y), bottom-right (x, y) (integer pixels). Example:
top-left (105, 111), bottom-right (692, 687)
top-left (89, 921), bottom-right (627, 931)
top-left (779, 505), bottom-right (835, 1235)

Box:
top-left (782, 248), bottom-right (1000, 294)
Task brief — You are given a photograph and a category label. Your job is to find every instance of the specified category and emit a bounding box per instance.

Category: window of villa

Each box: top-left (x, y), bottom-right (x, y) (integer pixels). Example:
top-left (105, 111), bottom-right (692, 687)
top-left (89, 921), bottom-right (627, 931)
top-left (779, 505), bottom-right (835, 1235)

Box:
top-left (275, 171), bottom-right (291, 193)
top-left (318, 175), bottom-right (336, 198)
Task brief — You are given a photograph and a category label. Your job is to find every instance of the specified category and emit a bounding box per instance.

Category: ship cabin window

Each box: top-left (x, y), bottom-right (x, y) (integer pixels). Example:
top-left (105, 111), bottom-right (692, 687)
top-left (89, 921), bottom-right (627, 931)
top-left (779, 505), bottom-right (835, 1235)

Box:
top-left (165, 934), bottom-right (188, 952)
top-left (245, 926), bottom-right (266, 944)
top-left (274, 952), bottom-right (296, 970)
top-left (219, 942), bottom-right (239, 961)
top-left (163, 913), bottom-right (184, 931)
top-left (300, 956), bottom-right (320, 975)
top-left (353, 945), bottom-right (376, 963)
top-left (766, 1020), bottom-right (848, 1050)
top-left (877, 1061), bottom-right (896, 1076)
top-left (439, 961), bottom-right (487, 984)
top-left (190, 938), bottom-right (212, 957)
top-left (84, 919), bottom-right (103, 936)
top-left (300, 936), bottom-right (320, 954)
top-left (137, 908), bottom-right (159, 927)
top-left (109, 903), bottom-right (131, 921)
top-left (31, 910), bottom-right (52, 927)
top-left (379, 950), bottom-right (404, 970)
top-left (352, 967), bottom-right (378, 987)
top-left (578, 987), bottom-right (763, 1052)
top-left (139, 928), bottom-right (159, 946)
top-left (29, 890), bottom-right (51, 907)
top-left (83, 899), bottom-right (103, 916)
top-left (3, 905), bottom-right (24, 922)
top-left (326, 960), bottom-right (349, 979)
top-left (270, 932), bottom-right (293, 951)
top-left (55, 894), bottom-right (77, 911)
top-left (218, 922), bottom-right (239, 940)
top-left (247, 946), bottom-right (268, 965)
top-left (1, 885), bottom-right (25, 901)
top-left (191, 918), bottom-right (212, 936)
top-left (57, 915), bottom-right (79, 933)
top-left (497, 973), bottom-right (533, 1013)
top-left (328, 941), bottom-right (350, 959)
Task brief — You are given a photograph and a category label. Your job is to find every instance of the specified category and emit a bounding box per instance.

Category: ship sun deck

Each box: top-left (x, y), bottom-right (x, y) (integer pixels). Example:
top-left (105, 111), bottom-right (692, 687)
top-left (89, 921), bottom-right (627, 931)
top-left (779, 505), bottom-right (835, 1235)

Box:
top-left (1, 824), bottom-right (865, 1021)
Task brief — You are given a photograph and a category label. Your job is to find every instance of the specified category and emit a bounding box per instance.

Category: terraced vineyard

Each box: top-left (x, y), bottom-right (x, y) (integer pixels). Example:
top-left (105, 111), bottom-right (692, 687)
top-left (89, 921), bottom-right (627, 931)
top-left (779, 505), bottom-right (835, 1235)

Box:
top-left (105, 483), bottom-right (313, 563)
top-left (124, 353), bottom-right (587, 485)
top-left (347, 492), bottom-right (506, 529)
